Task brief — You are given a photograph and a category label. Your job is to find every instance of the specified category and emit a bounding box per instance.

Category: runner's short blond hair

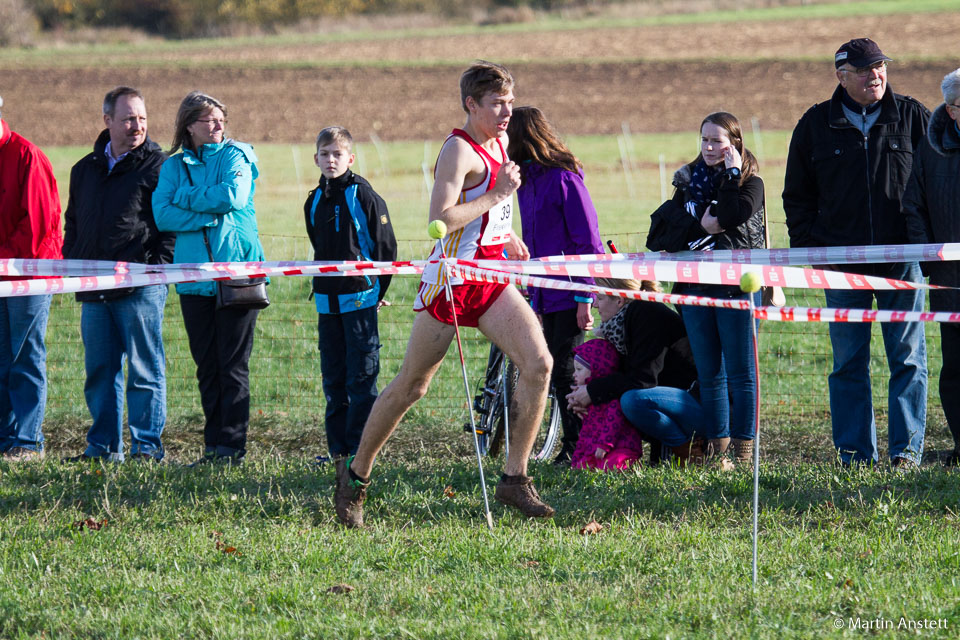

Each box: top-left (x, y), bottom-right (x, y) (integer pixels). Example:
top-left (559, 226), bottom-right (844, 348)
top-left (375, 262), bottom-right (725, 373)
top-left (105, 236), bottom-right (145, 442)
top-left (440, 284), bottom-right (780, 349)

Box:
top-left (460, 61), bottom-right (514, 113)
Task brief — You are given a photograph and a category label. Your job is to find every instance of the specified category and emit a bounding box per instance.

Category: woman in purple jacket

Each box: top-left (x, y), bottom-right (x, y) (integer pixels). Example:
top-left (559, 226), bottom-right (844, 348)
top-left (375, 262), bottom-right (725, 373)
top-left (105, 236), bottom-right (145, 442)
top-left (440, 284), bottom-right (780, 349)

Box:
top-left (507, 106), bottom-right (604, 465)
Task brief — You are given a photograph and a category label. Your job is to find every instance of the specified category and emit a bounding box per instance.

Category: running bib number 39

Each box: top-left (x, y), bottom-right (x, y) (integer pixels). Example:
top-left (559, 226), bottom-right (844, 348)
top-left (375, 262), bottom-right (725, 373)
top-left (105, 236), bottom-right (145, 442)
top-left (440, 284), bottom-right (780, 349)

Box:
top-left (480, 198), bottom-right (512, 246)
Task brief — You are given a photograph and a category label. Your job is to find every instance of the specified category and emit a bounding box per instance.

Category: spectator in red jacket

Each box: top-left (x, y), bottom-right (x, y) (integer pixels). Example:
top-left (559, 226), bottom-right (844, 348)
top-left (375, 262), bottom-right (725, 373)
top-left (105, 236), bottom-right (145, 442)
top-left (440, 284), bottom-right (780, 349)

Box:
top-left (0, 93), bottom-right (63, 461)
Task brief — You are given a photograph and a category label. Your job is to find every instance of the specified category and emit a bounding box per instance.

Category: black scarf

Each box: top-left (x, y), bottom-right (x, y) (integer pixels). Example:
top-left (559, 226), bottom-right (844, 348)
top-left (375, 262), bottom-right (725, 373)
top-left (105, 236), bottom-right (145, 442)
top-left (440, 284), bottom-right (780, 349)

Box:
top-left (686, 160), bottom-right (723, 208)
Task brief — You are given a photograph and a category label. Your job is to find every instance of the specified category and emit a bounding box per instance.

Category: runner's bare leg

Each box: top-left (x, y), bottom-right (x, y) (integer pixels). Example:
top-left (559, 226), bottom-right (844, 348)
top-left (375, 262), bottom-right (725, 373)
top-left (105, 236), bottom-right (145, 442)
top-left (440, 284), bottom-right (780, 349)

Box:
top-left (350, 312), bottom-right (455, 479)
top-left (477, 286), bottom-right (553, 477)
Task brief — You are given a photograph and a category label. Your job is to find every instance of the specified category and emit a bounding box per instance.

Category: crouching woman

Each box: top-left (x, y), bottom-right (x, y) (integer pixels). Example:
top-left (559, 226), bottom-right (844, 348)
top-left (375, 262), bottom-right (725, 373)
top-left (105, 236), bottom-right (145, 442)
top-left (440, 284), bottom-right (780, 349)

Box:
top-left (566, 278), bottom-right (705, 464)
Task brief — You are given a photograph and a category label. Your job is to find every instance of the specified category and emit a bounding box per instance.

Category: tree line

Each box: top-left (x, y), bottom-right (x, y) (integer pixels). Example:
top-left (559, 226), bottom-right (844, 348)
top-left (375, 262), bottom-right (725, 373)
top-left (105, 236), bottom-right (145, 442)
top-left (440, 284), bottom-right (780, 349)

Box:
top-left (2, 0), bottom-right (594, 41)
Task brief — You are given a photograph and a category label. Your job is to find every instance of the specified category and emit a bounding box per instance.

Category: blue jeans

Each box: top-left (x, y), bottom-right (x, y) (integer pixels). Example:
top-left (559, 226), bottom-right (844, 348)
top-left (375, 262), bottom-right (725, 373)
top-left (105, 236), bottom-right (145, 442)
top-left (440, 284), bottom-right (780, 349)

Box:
top-left (80, 285), bottom-right (168, 461)
top-left (682, 291), bottom-right (759, 441)
top-left (620, 386), bottom-right (704, 447)
top-left (0, 295), bottom-right (52, 452)
top-left (824, 262), bottom-right (927, 465)
top-left (317, 306), bottom-right (381, 457)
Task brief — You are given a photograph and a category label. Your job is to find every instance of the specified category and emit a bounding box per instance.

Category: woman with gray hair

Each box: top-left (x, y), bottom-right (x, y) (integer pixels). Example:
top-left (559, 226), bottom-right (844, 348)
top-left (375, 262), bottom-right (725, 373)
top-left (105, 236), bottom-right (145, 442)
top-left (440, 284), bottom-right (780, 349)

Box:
top-left (153, 91), bottom-right (267, 465)
top-left (903, 68), bottom-right (960, 466)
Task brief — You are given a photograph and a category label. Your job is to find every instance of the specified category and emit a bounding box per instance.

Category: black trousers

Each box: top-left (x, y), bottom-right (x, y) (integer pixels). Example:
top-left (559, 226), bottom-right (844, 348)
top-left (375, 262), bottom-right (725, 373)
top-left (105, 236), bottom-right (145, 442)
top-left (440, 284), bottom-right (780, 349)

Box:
top-left (541, 307), bottom-right (585, 451)
top-left (180, 295), bottom-right (260, 456)
top-left (939, 322), bottom-right (960, 449)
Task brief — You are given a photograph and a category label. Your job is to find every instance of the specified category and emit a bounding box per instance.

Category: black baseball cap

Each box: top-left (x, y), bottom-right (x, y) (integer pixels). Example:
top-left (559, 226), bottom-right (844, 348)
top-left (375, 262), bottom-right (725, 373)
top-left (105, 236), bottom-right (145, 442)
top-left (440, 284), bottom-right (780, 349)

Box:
top-left (835, 38), bottom-right (891, 69)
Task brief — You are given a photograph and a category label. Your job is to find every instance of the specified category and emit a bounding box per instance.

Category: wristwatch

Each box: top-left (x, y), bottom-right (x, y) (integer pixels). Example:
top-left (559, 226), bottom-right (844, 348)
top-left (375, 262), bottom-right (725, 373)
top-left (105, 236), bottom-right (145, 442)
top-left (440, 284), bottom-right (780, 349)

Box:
top-left (726, 166), bottom-right (741, 180)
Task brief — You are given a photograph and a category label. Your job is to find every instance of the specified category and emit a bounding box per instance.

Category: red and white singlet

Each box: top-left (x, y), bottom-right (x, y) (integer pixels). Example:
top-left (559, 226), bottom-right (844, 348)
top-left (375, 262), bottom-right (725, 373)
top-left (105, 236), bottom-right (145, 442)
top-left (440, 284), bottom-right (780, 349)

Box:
top-left (413, 128), bottom-right (513, 327)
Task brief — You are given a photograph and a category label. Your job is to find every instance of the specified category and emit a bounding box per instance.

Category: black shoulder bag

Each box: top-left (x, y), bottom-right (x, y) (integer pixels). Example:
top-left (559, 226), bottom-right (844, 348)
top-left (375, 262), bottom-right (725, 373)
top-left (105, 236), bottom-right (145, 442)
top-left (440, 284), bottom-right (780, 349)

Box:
top-left (201, 229), bottom-right (270, 311)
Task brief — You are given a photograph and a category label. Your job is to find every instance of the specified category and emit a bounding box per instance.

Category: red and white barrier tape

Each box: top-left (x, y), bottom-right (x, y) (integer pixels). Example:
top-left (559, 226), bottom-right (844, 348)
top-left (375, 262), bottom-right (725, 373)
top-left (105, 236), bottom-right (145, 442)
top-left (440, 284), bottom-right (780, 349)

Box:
top-left (532, 241), bottom-right (960, 267)
top-left (1, 250), bottom-right (955, 323)
top-left (756, 307), bottom-right (960, 323)
top-left (0, 253), bottom-right (940, 296)
top-left (2, 240), bottom-right (958, 278)
top-left (450, 263), bottom-right (958, 324)
top-left (0, 260), bottom-right (425, 298)
top-left (0, 258), bottom-right (423, 278)
top-left (466, 257), bottom-right (936, 291)
top-left (449, 263), bottom-right (751, 310)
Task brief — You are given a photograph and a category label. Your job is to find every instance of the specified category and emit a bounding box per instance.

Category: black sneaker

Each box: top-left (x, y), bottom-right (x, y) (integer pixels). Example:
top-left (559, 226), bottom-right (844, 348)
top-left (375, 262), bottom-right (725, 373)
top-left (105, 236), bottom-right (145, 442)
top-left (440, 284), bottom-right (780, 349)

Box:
top-left (946, 449), bottom-right (960, 467)
top-left (129, 453), bottom-right (160, 463)
top-left (188, 453), bottom-right (243, 467)
top-left (63, 453), bottom-right (99, 463)
top-left (334, 456), bottom-right (368, 528)
top-left (552, 447), bottom-right (573, 466)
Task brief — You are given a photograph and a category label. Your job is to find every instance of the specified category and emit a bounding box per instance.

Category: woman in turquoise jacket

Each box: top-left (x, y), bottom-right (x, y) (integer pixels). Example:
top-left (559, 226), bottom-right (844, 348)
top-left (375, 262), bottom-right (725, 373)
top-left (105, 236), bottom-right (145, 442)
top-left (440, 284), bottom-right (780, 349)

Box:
top-left (153, 91), bottom-right (266, 465)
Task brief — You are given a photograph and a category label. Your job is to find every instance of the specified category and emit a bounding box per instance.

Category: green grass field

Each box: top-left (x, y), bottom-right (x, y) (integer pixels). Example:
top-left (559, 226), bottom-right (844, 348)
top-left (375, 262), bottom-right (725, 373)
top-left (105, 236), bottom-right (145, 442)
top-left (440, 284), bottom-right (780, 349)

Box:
top-left (2, 442), bottom-right (959, 638)
top-left (4, 2), bottom-right (959, 637)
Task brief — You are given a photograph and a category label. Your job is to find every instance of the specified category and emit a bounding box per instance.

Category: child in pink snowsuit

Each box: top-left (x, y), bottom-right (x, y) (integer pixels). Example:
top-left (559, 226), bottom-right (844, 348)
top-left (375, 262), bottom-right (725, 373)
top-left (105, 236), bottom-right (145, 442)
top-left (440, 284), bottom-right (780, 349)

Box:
top-left (570, 338), bottom-right (644, 471)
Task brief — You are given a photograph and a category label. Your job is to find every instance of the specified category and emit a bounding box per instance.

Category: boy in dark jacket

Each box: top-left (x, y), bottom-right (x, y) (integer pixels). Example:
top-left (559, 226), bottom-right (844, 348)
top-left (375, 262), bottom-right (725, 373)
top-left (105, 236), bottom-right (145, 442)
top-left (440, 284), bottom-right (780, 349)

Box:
top-left (304, 127), bottom-right (397, 459)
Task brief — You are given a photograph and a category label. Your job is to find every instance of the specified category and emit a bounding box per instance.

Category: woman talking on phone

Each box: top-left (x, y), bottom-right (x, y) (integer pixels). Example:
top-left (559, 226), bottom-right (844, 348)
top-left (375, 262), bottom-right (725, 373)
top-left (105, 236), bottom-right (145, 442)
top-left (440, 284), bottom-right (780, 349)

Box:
top-left (667, 112), bottom-right (765, 467)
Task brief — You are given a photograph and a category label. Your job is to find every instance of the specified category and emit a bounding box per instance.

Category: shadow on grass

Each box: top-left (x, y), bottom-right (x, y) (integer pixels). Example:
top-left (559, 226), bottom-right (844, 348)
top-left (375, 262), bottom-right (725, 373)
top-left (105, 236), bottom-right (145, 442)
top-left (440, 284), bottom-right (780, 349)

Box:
top-left (3, 440), bottom-right (958, 535)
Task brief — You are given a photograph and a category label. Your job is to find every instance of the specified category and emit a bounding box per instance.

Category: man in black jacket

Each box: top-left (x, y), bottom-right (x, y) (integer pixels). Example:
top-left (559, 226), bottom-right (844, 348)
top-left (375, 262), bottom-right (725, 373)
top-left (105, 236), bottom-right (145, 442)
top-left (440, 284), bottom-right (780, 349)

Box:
top-left (783, 38), bottom-right (929, 469)
top-left (63, 86), bottom-right (174, 462)
top-left (903, 68), bottom-right (960, 466)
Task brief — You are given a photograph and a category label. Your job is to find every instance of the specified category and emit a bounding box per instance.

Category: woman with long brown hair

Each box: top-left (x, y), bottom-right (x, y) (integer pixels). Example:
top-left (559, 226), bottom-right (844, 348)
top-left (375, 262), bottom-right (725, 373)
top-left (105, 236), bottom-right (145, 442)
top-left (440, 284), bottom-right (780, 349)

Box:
top-left (668, 111), bottom-right (765, 466)
top-left (507, 106), bottom-right (604, 465)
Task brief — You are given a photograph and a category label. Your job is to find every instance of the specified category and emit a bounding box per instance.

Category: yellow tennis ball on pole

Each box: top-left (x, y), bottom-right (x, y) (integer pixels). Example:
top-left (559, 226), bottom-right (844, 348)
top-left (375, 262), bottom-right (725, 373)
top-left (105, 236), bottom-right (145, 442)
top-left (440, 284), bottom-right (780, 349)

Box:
top-left (427, 220), bottom-right (447, 239)
top-left (740, 271), bottom-right (763, 293)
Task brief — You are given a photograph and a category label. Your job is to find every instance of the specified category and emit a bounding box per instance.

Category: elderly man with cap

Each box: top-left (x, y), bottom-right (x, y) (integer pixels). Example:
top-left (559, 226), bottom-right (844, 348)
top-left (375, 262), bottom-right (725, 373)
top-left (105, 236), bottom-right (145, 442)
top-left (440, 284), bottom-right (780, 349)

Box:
top-left (783, 38), bottom-right (930, 469)
top-left (903, 68), bottom-right (960, 467)
top-left (62, 86), bottom-right (173, 462)
top-left (0, 93), bottom-right (63, 461)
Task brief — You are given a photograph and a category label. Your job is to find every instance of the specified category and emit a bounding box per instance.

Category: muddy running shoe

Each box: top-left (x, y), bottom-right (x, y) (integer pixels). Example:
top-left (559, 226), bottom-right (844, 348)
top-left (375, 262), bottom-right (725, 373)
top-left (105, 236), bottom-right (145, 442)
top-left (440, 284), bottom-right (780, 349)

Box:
top-left (891, 456), bottom-right (919, 473)
top-left (334, 456), bottom-right (368, 528)
top-left (494, 475), bottom-right (555, 518)
top-left (2, 447), bottom-right (44, 462)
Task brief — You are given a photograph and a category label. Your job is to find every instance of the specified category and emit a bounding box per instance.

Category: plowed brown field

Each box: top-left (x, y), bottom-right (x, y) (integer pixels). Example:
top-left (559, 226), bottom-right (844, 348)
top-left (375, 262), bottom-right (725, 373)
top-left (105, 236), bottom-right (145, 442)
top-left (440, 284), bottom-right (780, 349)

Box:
top-left (3, 10), bottom-right (956, 146)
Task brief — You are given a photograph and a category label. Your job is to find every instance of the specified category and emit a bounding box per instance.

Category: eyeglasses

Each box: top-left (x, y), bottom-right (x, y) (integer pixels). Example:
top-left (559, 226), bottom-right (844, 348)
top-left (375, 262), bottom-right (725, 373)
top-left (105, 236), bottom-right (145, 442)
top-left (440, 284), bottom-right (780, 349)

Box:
top-left (196, 118), bottom-right (227, 127)
top-left (840, 61), bottom-right (887, 77)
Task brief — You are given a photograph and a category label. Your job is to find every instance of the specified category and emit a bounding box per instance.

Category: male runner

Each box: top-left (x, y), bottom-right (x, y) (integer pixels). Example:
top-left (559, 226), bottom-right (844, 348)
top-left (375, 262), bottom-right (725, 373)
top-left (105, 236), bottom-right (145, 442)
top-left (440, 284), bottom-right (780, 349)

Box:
top-left (334, 61), bottom-right (556, 527)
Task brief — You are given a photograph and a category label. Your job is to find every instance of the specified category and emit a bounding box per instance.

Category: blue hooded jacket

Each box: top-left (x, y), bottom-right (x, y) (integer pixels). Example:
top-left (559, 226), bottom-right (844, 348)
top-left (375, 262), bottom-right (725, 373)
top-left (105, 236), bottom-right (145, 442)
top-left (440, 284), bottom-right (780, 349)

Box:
top-left (153, 139), bottom-right (266, 296)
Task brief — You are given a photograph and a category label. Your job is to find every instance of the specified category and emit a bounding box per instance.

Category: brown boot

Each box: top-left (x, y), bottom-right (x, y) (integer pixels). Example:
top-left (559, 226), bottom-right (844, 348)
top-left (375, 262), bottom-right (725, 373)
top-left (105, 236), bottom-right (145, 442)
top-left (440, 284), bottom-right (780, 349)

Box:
top-left (670, 438), bottom-right (705, 467)
top-left (494, 475), bottom-right (555, 518)
top-left (732, 438), bottom-right (754, 465)
top-left (705, 438), bottom-right (734, 471)
top-left (334, 456), bottom-right (368, 528)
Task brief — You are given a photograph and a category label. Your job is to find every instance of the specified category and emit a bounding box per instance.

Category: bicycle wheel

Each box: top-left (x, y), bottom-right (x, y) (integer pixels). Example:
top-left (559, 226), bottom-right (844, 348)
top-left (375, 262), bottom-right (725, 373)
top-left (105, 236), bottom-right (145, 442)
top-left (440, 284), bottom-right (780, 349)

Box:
top-left (488, 362), bottom-right (561, 461)
top-left (467, 344), bottom-right (506, 456)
